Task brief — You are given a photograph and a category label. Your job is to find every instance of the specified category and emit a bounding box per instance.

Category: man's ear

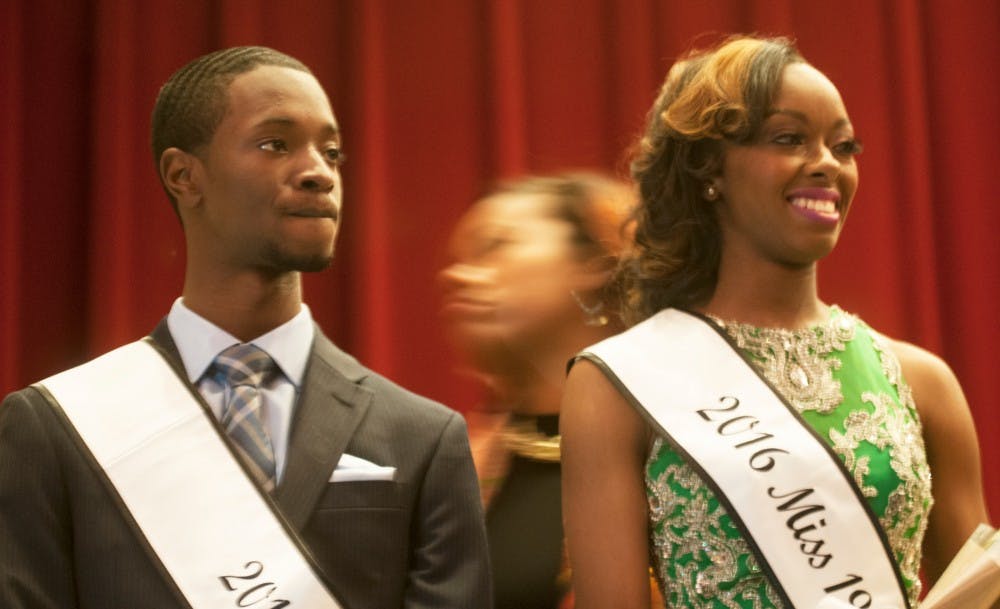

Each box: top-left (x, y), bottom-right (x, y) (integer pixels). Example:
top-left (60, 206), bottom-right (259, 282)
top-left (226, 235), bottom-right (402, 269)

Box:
top-left (159, 147), bottom-right (203, 209)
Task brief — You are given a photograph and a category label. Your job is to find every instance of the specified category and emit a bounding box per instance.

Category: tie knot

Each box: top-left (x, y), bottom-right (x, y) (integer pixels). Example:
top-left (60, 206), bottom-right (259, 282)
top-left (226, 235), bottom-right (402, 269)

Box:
top-left (213, 343), bottom-right (276, 388)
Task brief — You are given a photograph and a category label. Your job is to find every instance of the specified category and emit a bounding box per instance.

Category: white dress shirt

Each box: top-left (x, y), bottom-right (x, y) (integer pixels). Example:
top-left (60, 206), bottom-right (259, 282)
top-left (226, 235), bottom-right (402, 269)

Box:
top-left (166, 298), bottom-right (314, 482)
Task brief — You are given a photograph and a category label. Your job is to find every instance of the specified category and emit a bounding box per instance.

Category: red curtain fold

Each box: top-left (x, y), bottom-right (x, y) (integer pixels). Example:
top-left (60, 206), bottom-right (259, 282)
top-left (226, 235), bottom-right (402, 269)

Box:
top-left (1, 0), bottom-right (24, 391)
top-left (2, 0), bottom-right (997, 512)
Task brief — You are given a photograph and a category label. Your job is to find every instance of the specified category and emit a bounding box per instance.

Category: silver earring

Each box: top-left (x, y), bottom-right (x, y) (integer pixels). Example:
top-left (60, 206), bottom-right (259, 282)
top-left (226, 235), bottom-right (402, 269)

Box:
top-left (704, 184), bottom-right (719, 201)
top-left (571, 291), bottom-right (609, 327)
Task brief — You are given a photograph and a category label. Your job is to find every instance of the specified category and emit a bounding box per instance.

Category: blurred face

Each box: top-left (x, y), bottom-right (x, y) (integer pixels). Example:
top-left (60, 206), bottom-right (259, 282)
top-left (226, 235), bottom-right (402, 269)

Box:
top-left (193, 65), bottom-right (344, 274)
top-left (715, 62), bottom-right (861, 268)
top-left (440, 192), bottom-right (590, 366)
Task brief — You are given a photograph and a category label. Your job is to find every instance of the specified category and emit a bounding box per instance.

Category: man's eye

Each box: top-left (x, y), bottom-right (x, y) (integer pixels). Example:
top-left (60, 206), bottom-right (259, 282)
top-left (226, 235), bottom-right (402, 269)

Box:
top-left (259, 139), bottom-right (288, 153)
top-left (325, 147), bottom-right (346, 166)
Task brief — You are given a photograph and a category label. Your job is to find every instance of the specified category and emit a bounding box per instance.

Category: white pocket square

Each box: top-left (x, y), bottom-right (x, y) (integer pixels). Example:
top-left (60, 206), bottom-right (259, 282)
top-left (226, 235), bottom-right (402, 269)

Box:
top-left (330, 453), bottom-right (396, 482)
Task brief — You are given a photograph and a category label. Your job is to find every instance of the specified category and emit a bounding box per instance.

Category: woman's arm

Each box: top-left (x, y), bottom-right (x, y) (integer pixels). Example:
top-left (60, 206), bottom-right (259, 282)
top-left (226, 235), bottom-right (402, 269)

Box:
top-left (561, 359), bottom-right (656, 609)
top-left (890, 339), bottom-right (994, 592)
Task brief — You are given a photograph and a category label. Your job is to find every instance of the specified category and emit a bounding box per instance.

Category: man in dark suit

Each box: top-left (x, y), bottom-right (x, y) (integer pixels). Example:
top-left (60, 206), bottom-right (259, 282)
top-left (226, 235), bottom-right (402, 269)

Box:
top-left (0, 46), bottom-right (491, 609)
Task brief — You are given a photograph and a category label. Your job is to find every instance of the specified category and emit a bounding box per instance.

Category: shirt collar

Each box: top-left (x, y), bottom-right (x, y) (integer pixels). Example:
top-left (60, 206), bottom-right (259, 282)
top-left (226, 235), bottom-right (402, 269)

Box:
top-left (166, 298), bottom-right (314, 387)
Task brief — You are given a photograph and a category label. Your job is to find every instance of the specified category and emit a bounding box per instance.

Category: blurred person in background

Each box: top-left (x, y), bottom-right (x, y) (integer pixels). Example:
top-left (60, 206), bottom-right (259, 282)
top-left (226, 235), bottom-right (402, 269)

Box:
top-left (439, 172), bottom-right (645, 609)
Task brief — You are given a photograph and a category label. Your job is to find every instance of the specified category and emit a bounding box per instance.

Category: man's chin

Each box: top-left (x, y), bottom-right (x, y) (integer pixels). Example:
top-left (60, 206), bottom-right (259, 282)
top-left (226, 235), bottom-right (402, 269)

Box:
top-left (294, 255), bottom-right (335, 273)
top-left (264, 246), bottom-right (335, 273)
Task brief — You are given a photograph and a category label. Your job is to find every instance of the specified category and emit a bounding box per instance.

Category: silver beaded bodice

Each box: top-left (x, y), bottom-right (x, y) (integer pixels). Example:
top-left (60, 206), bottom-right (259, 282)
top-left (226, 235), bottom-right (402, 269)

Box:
top-left (644, 308), bottom-right (932, 608)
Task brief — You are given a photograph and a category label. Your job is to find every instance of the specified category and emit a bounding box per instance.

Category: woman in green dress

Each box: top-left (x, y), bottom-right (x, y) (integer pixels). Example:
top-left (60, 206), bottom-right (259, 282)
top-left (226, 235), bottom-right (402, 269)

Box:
top-left (560, 35), bottom-right (994, 609)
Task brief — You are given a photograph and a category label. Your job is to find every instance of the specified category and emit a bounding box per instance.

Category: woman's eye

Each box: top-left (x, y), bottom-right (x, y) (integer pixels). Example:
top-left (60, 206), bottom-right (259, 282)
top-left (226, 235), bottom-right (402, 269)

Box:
top-left (259, 139), bottom-right (288, 153)
top-left (483, 236), bottom-right (508, 252)
top-left (832, 139), bottom-right (864, 156)
top-left (772, 133), bottom-right (805, 146)
top-left (474, 235), bottom-right (513, 258)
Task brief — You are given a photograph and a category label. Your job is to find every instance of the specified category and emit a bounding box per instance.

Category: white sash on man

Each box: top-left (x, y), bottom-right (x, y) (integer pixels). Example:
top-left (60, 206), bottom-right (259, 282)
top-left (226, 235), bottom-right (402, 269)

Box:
top-left (36, 338), bottom-right (345, 609)
top-left (580, 308), bottom-right (909, 609)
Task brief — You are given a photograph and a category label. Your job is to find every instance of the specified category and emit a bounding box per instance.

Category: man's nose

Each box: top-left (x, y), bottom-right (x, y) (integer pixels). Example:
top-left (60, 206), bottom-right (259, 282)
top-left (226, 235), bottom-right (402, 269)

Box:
top-left (297, 148), bottom-right (337, 192)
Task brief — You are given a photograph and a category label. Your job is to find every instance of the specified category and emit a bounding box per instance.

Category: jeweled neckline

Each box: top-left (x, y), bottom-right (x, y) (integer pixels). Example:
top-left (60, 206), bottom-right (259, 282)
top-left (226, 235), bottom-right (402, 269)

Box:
top-left (704, 305), bottom-right (854, 336)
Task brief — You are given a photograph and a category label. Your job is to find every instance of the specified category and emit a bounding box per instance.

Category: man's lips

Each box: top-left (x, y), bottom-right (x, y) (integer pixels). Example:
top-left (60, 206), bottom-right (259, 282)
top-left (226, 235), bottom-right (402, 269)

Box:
top-left (287, 207), bottom-right (338, 221)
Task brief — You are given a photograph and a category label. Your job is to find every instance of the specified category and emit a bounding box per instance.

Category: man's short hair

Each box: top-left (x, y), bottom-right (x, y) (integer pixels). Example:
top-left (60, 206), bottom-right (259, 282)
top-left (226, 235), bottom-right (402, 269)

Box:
top-left (150, 46), bottom-right (311, 207)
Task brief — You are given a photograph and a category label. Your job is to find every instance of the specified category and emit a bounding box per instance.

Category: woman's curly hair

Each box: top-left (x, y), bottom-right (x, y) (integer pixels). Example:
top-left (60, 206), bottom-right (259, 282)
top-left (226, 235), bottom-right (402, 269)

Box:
top-left (621, 35), bottom-right (805, 325)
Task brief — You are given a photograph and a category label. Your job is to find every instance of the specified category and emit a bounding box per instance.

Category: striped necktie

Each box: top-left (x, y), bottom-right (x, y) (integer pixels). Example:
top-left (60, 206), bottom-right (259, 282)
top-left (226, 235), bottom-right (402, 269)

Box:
top-left (213, 343), bottom-right (278, 493)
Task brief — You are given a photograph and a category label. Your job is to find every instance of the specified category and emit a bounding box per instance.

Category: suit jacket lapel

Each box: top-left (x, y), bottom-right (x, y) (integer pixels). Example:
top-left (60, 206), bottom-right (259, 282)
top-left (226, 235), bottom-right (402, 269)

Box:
top-left (149, 320), bottom-right (187, 377)
top-left (274, 330), bottom-right (373, 531)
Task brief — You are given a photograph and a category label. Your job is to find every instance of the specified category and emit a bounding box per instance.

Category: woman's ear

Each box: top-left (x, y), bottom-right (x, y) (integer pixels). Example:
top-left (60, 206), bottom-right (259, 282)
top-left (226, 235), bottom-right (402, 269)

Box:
top-left (574, 254), bottom-right (617, 292)
top-left (703, 180), bottom-right (722, 202)
top-left (159, 147), bottom-right (203, 210)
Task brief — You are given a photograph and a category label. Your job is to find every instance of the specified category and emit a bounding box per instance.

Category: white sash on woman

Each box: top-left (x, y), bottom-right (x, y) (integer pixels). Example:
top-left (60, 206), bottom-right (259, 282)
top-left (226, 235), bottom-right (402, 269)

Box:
top-left (581, 308), bottom-right (909, 609)
top-left (37, 339), bottom-right (345, 609)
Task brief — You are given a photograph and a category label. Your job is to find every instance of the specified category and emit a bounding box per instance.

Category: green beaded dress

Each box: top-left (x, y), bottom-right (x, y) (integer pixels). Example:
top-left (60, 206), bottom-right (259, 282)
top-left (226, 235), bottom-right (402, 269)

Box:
top-left (645, 307), bottom-right (932, 608)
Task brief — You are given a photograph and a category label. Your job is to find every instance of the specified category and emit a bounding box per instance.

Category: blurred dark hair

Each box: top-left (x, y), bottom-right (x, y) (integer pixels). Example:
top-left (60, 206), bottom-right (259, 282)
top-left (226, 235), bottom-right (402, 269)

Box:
top-left (494, 172), bottom-right (637, 324)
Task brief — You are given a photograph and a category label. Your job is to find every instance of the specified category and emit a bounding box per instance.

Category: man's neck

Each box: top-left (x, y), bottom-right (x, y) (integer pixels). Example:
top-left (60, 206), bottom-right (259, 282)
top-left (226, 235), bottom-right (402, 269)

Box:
top-left (181, 270), bottom-right (304, 342)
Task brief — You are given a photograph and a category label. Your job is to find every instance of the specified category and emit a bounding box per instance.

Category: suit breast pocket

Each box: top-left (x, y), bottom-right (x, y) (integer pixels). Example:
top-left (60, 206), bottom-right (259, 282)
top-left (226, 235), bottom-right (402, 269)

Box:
top-left (314, 479), bottom-right (406, 511)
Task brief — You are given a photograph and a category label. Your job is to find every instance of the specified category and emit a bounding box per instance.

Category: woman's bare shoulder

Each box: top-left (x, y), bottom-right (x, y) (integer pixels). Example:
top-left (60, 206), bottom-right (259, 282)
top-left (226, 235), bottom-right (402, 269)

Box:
top-left (562, 357), bottom-right (651, 457)
top-left (880, 336), bottom-right (964, 413)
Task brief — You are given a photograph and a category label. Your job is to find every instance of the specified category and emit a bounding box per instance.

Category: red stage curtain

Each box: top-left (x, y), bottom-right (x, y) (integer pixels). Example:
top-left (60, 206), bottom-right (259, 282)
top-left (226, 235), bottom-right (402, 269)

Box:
top-left (2, 0), bottom-right (998, 513)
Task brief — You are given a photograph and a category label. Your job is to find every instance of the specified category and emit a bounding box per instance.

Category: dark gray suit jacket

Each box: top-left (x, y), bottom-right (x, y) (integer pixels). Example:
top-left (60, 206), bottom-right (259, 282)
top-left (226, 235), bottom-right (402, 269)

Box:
top-left (0, 322), bottom-right (492, 609)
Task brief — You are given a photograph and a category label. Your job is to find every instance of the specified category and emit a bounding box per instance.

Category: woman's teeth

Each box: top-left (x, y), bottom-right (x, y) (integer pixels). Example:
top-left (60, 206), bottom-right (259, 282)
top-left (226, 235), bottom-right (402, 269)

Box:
top-left (790, 198), bottom-right (836, 214)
